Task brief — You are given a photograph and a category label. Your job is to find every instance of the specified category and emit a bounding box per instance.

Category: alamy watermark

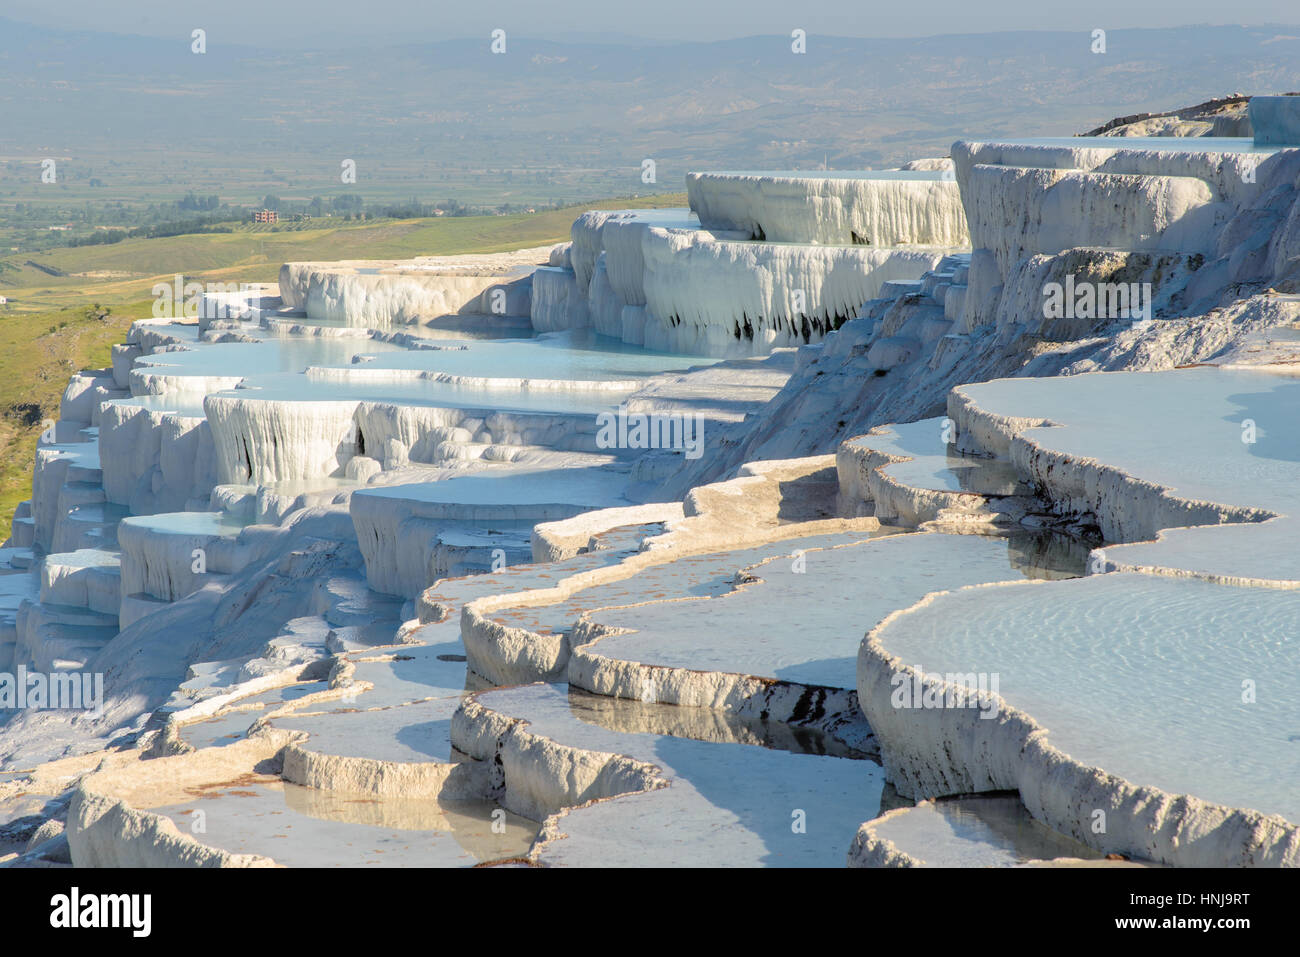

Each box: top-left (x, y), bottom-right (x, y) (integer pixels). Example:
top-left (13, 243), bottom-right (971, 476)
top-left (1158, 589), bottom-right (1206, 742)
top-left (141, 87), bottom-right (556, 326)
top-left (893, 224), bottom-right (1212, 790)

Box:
top-left (890, 665), bottom-right (1000, 719)
top-left (596, 406), bottom-right (705, 460)
top-left (50, 887), bottom-right (150, 937)
top-left (152, 274), bottom-right (260, 320)
top-left (1, 666), bottom-right (103, 717)
top-left (1043, 276), bottom-right (1152, 326)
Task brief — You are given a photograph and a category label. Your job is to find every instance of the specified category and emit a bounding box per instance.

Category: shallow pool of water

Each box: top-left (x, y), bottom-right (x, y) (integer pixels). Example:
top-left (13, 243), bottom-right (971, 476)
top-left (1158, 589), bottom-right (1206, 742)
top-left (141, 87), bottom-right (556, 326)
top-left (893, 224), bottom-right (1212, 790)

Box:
top-left (961, 367), bottom-right (1300, 581)
top-left (868, 794), bottom-right (1112, 867)
top-left (878, 572), bottom-right (1300, 823)
top-left (150, 780), bottom-right (536, 866)
top-left (481, 683), bottom-right (885, 867)
top-left (586, 531), bottom-right (1071, 691)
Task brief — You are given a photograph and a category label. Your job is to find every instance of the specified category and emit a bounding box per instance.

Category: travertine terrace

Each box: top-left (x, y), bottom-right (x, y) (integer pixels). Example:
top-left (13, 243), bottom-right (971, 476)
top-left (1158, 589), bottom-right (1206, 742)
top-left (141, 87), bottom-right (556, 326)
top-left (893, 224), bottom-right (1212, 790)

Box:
top-left (4, 94), bottom-right (1300, 870)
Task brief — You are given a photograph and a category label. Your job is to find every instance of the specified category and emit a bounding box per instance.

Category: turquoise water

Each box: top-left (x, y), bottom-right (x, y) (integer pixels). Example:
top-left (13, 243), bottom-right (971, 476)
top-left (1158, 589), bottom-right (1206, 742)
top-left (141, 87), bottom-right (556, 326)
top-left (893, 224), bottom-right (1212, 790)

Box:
top-left (337, 330), bottom-right (716, 380)
top-left (135, 321), bottom-right (202, 343)
top-left (104, 395), bottom-right (209, 417)
top-left (210, 373), bottom-right (639, 415)
top-left (136, 328), bottom-right (714, 416)
top-left (120, 510), bottom-right (248, 537)
top-left (135, 334), bottom-right (408, 377)
top-left (354, 466), bottom-right (632, 508)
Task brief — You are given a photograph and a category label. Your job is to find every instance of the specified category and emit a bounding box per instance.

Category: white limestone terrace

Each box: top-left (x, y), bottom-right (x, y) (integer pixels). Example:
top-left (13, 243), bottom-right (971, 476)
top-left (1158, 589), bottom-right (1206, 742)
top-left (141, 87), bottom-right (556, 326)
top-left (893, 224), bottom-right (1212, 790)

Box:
top-left (145, 781), bottom-right (539, 868)
top-left (874, 574), bottom-right (1300, 828)
top-left (567, 209), bottom-right (710, 297)
top-left (70, 463), bottom-right (922, 867)
top-left (849, 795), bottom-right (1123, 868)
top-left (59, 512), bottom-right (892, 869)
top-left (116, 510), bottom-right (252, 626)
top-left (91, 311), bottom-right (758, 539)
top-left (470, 530), bottom-right (886, 688)
top-left (950, 366), bottom-right (1300, 585)
top-left (12, 96), bottom-right (1300, 868)
top-left (492, 333), bottom-right (1299, 868)
top-left (555, 206), bottom-right (965, 357)
top-left (63, 723), bottom-right (539, 866)
top-left (2, 231), bottom-right (823, 781)
top-left (452, 683), bottom-right (885, 867)
top-left (837, 417), bottom-right (1033, 527)
top-left (163, 527), bottom-right (653, 745)
top-left (686, 168), bottom-right (968, 246)
top-left (278, 246), bottom-right (548, 328)
top-left (141, 328), bottom-right (728, 492)
top-left (567, 530), bottom-right (1081, 752)
top-left (0, 548), bottom-right (39, 673)
top-left (55, 520), bottom-right (667, 866)
top-left (446, 451), bottom-right (1088, 857)
top-left (351, 466), bottom-right (637, 598)
top-left (950, 135), bottom-right (1287, 329)
top-left (1, 506), bottom-right (375, 773)
top-left (454, 456), bottom-right (864, 691)
top-left (9, 350), bottom-right (1290, 869)
top-left (132, 325), bottom-right (699, 403)
top-left (54, 297), bottom-right (773, 511)
top-left (639, 231), bottom-right (952, 356)
top-left (0, 287), bottom-right (787, 783)
top-left (851, 363), bottom-right (1300, 868)
top-left (40, 325), bottom-right (654, 643)
top-left (662, 130), bottom-right (1300, 495)
top-left (430, 434), bottom-right (1081, 817)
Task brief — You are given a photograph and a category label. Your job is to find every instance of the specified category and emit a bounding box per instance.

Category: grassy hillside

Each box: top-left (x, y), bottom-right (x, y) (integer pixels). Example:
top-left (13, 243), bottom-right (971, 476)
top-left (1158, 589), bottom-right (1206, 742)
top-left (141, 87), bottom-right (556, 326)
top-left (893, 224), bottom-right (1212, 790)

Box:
top-left (0, 298), bottom-right (153, 530)
top-left (0, 193), bottom-right (686, 532)
top-left (0, 194), bottom-right (685, 313)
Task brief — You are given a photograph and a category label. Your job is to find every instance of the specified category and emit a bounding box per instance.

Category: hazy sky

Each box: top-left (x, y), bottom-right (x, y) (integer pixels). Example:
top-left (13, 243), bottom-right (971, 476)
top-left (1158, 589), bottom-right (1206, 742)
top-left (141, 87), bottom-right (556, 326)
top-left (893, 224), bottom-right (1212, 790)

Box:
top-left (5, 0), bottom-right (1300, 46)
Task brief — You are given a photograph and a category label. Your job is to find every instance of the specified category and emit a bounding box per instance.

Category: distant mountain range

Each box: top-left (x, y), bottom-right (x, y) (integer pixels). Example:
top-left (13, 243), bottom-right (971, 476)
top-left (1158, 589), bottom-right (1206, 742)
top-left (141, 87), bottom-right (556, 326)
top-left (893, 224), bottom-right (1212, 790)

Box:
top-left (4, 19), bottom-right (1300, 186)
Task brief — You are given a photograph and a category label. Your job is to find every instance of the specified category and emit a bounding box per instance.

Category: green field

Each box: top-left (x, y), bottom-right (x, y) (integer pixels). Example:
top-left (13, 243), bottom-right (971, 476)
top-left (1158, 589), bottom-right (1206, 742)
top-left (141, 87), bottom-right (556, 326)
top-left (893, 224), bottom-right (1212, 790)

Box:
top-left (0, 193), bottom-right (686, 313)
top-left (0, 193), bottom-right (686, 531)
